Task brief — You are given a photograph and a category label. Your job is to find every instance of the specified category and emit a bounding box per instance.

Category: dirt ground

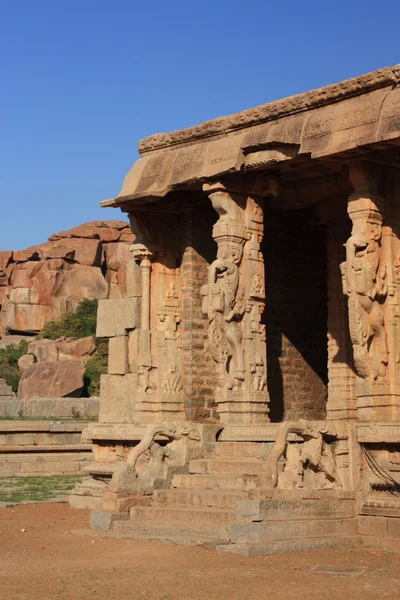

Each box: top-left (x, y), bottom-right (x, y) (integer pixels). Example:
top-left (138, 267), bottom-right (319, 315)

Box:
top-left (1, 503), bottom-right (400, 600)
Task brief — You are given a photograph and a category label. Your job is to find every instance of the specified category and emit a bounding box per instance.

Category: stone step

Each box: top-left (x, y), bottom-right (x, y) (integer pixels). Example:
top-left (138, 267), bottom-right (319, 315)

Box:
top-left (230, 517), bottom-right (358, 544)
top-left (0, 452), bottom-right (91, 476)
top-left (127, 506), bottom-right (235, 539)
top-left (189, 458), bottom-right (267, 476)
top-left (172, 473), bottom-right (259, 491)
top-left (109, 523), bottom-right (228, 547)
top-left (83, 462), bottom-right (121, 476)
top-left (218, 535), bottom-right (359, 556)
top-left (0, 444), bottom-right (91, 453)
top-left (153, 488), bottom-right (248, 509)
top-left (212, 442), bottom-right (271, 460)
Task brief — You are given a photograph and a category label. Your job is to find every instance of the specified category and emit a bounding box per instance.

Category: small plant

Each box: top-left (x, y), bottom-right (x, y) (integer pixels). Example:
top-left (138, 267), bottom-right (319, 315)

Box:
top-left (39, 299), bottom-right (99, 340)
top-left (0, 340), bottom-right (31, 392)
top-left (84, 338), bottom-right (108, 396)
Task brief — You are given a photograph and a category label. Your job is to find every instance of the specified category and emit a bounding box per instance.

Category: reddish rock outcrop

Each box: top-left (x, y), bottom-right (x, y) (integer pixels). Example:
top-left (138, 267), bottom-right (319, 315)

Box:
top-left (29, 336), bottom-right (96, 363)
top-left (0, 220), bottom-right (133, 334)
top-left (18, 359), bottom-right (86, 399)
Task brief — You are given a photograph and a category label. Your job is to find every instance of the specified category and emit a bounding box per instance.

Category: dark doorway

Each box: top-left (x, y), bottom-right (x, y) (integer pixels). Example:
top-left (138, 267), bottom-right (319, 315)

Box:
top-left (262, 206), bottom-right (328, 422)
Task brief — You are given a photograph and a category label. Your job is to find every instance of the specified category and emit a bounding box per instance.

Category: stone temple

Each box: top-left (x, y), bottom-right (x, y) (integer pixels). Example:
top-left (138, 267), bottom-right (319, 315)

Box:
top-left (71, 65), bottom-right (400, 554)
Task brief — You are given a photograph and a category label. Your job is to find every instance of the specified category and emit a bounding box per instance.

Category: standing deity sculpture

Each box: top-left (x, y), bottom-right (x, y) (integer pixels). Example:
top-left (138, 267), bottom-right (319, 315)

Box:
top-left (202, 238), bottom-right (245, 391)
top-left (341, 212), bottom-right (388, 380)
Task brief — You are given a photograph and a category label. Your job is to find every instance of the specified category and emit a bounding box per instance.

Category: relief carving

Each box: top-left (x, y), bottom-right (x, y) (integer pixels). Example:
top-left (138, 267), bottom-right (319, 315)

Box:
top-left (202, 237), bottom-right (246, 391)
top-left (162, 363), bottom-right (182, 393)
top-left (250, 357), bottom-right (266, 392)
top-left (264, 420), bottom-right (342, 491)
top-left (341, 211), bottom-right (388, 379)
top-left (201, 181), bottom-right (270, 422)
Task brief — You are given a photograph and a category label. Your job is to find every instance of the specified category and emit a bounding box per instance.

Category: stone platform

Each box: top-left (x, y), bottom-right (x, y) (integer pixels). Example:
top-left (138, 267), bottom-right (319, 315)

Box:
top-left (0, 420), bottom-right (93, 476)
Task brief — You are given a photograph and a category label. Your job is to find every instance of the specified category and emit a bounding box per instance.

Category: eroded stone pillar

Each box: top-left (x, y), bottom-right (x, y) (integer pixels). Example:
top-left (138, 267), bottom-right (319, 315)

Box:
top-left (201, 182), bottom-right (269, 423)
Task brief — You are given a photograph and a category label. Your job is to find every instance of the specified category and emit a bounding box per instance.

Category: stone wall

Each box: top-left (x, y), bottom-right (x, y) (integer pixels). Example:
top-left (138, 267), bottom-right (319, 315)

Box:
top-left (263, 207), bottom-right (328, 421)
top-left (180, 202), bottom-right (218, 420)
top-left (0, 420), bottom-right (93, 476)
top-left (0, 396), bottom-right (99, 419)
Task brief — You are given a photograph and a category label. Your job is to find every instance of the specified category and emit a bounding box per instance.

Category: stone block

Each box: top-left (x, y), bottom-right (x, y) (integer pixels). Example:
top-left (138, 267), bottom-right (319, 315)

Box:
top-left (86, 397), bottom-right (100, 418)
top-left (126, 260), bottom-right (142, 297)
top-left (387, 517), bottom-right (400, 538)
top-left (231, 518), bottom-right (357, 544)
top-left (103, 491), bottom-right (151, 513)
top-left (237, 498), bottom-right (355, 522)
top-left (90, 510), bottom-right (129, 531)
top-left (218, 535), bottom-right (358, 557)
top-left (99, 374), bottom-right (137, 423)
top-left (0, 381), bottom-right (15, 397)
top-left (128, 329), bottom-right (151, 369)
top-left (23, 398), bottom-right (57, 417)
top-left (358, 515), bottom-right (388, 537)
top-left (0, 399), bottom-right (23, 417)
top-left (96, 297), bottom-right (139, 338)
top-left (108, 336), bottom-right (128, 375)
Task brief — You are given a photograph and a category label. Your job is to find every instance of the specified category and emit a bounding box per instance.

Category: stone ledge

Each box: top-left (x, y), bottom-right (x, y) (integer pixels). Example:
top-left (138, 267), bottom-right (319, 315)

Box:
top-left (138, 66), bottom-right (400, 153)
top-left (0, 421), bottom-right (88, 432)
top-left (0, 397), bottom-right (99, 420)
top-left (357, 422), bottom-right (400, 443)
top-left (0, 444), bottom-right (91, 453)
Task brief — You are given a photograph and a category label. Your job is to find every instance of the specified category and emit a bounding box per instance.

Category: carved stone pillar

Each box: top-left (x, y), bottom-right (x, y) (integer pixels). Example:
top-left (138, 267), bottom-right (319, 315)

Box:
top-left (341, 160), bottom-right (399, 420)
top-left (201, 182), bottom-right (269, 423)
top-left (128, 212), bottom-right (185, 422)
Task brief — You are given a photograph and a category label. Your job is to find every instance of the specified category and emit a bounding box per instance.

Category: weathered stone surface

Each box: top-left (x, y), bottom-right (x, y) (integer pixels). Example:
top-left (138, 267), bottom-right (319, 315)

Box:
top-left (90, 510), bottom-right (129, 531)
top-left (43, 238), bottom-right (102, 266)
top-left (57, 265), bottom-right (109, 301)
top-left (0, 380), bottom-right (15, 399)
top-left (17, 354), bottom-right (35, 372)
top-left (29, 336), bottom-right (96, 363)
top-left (13, 246), bottom-right (42, 262)
top-left (18, 359), bottom-right (85, 399)
top-left (0, 335), bottom-right (32, 349)
top-left (0, 396), bottom-right (100, 419)
top-left (103, 242), bottom-right (131, 271)
top-left (98, 374), bottom-right (137, 423)
top-left (0, 220), bottom-right (131, 335)
top-left (108, 336), bottom-right (128, 375)
top-left (0, 251), bottom-right (12, 274)
top-left (96, 298), bottom-right (139, 338)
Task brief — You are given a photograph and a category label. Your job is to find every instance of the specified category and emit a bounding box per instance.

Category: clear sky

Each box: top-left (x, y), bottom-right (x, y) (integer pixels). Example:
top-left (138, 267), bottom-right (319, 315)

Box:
top-left (1, 0), bottom-right (399, 250)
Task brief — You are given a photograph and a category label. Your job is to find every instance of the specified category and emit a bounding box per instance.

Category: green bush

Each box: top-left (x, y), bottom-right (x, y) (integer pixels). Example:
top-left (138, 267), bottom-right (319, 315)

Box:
top-left (0, 341), bottom-right (30, 392)
top-left (84, 338), bottom-right (108, 396)
top-left (39, 299), bottom-right (98, 340)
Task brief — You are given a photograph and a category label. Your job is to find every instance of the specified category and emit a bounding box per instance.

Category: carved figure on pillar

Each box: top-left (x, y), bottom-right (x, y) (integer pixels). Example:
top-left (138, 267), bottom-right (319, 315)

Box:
top-left (341, 211), bottom-right (388, 380)
top-left (339, 160), bottom-right (400, 420)
top-left (205, 239), bottom-right (245, 391)
top-left (201, 181), bottom-right (270, 423)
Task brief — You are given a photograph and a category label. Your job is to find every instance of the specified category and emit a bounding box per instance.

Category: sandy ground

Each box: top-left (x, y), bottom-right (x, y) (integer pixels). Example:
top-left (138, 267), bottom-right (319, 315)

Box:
top-left (1, 503), bottom-right (400, 600)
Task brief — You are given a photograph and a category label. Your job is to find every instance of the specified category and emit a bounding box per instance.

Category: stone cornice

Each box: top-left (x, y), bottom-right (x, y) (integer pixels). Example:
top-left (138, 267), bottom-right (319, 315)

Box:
top-left (139, 65), bottom-right (400, 155)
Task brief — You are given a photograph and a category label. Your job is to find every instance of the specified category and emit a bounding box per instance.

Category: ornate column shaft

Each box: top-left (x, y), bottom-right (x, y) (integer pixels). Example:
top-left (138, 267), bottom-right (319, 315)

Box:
top-left (341, 160), bottom-right (399, 420)
top-left (201, 181), bottom-right (269, 423)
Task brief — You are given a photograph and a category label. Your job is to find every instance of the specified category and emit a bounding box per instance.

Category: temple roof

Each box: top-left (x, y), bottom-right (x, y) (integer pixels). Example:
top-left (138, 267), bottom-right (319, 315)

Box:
top-left (103, 65), bottom-right (400, 210)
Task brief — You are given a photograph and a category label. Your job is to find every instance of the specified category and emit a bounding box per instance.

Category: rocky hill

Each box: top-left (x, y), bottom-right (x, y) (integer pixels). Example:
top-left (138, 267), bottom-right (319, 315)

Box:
top-left (0, 220), bottom-right (133, 336)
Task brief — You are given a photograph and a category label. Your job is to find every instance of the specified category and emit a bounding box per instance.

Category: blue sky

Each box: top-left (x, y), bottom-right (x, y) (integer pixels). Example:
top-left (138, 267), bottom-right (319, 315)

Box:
top-left (1, 0), bottom-right (399, 250)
